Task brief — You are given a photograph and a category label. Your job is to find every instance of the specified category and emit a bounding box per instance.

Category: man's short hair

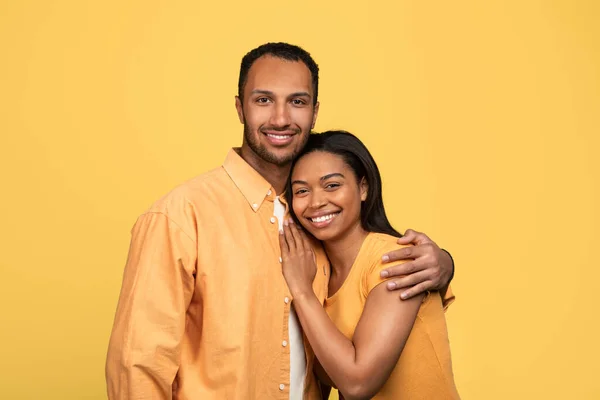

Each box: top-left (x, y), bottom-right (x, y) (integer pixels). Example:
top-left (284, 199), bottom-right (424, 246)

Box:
top-left (238, 42), bottom-right (319, 105)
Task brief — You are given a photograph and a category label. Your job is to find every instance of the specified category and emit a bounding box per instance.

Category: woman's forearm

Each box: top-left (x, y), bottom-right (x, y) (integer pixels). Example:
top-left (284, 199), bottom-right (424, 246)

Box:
top-left (292, 292), bottom-right (372, 399)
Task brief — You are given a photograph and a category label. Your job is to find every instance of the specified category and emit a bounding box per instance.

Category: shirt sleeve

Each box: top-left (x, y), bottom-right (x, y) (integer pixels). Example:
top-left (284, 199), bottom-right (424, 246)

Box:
top-left (105, 211), bottom-right (197, 400)
top-left (362, 253), bottom-right (406, 298)
top-left (361, 244), bottom-right (412, 298)
top-left (440, 284), bottom-right (456, 311)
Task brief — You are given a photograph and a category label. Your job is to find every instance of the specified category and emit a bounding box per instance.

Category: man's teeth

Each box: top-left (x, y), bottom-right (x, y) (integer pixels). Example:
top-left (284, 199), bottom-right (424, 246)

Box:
top-left (267, 134), bottom-right (290, 139)
top-left (311, 213), bottom-right (338, 223)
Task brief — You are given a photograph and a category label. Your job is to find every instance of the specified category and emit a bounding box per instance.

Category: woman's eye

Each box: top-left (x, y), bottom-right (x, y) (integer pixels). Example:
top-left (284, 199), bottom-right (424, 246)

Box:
top-left (294, 189), bottom-right (308, 195)
top-left (325, 183), bottom-right (340, 190)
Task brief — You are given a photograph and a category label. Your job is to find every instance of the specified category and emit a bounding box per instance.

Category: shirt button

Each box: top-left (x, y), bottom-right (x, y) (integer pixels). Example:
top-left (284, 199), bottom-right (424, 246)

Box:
top-left (279, 384), bottom-right (285, 391)
top-left (252, 203), bottom-right (258, 209)
top-left (282, 340), bottom-right (288, 347)
top-left (284, 297), bottom-right (290, 304)
top-left (270, 217), bottom-right (276, 224)
top-left (279, 257), bottom-right (282, 263)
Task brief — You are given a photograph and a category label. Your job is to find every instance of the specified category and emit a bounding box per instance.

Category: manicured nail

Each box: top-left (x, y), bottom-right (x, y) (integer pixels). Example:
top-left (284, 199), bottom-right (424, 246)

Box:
top-left (401, 292), bottom-right (408, 299)
top-left (284, 220), bottom-right (289, 226)
top-left (387, 282), bottom-right (396, 290)
top-left (380, 270), bottom-right (389, 278)
top-left (382, 255), bottom-right (389, 262)
top-left (279, 229), bottom-right (284, 234)
top-left (288, 218), bottom-right (294, 224)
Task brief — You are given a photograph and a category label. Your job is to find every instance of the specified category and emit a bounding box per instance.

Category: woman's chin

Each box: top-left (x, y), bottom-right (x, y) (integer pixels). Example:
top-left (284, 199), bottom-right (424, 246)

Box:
top-left (309, 229), bottom-right (336, 242)
top-left (299, 225), bottom-right (327, 241)
top-left (299, 220), bottom-right (340, 242)
top-left (310, 232), bottom-right (328, 241)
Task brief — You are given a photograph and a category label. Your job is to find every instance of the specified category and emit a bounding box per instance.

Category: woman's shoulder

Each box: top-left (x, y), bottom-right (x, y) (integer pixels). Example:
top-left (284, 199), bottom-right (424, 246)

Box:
top-left (364, 232), bottom-right (408, 256)
top-left (357, 232), bottom-right (409, 274)
top-left (357, 232), bottom-right (409, 298)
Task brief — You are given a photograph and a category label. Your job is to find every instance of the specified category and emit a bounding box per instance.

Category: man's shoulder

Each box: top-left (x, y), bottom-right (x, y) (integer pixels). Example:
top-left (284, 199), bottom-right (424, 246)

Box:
top-left (175, 166), bottom-right (231, 195)
top-left (145, 165), bottom-right (231, 215)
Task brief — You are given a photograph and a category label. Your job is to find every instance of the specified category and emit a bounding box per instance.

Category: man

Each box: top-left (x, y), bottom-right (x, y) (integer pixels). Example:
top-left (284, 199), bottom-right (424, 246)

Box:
top-left (106, 42), bottom-right (454, 399)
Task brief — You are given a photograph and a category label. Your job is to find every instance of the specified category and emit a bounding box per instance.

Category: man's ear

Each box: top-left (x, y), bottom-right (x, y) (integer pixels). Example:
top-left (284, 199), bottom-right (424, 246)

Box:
top-left (360, 177), bottom-right (368, 201)
top-left (235, 96), bottom-right (244, 124)
top-left (311, 101), bottom-right (320, 129)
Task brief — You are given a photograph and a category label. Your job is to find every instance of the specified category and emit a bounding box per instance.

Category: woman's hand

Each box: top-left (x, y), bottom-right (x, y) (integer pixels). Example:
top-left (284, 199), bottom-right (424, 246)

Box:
top-left (279, 219), bottom-right (317, 297)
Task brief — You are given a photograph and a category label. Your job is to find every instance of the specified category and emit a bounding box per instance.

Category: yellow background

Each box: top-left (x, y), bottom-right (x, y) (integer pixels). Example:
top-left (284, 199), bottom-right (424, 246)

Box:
top-left (1, 1), bottom-right (599, 399)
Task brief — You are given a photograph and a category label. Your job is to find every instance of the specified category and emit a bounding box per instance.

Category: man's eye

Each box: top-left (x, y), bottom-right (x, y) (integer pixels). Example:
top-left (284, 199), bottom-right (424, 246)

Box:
top-left (256, 97), bottom-right (271, 104)
top-left (292, 99), bottom-right (306, 105)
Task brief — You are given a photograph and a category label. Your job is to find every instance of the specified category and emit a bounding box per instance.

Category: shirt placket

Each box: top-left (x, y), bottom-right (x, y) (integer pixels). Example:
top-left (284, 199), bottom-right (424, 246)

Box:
top-left (261, 190), bottom-right (292, 399)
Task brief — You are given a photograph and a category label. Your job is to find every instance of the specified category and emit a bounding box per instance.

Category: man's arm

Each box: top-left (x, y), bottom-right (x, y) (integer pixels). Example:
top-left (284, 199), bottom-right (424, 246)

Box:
top-left (106, 212), bottom-right (196, 399)
top-left (380, 229), bottom-right (454, 301)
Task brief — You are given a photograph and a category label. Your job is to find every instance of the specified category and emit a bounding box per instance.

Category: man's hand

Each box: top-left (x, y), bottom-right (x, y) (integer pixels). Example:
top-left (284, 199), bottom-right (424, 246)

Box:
top-left (380, 229), bottom-right (454, 300)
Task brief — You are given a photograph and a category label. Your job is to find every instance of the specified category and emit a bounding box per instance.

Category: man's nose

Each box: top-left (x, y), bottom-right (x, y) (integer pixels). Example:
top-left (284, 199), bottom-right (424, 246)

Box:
top-left (270, 103), bottom-right (291, 127)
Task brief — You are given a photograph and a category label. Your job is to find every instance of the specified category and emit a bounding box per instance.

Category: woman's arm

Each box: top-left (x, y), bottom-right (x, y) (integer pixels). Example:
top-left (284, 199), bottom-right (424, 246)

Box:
top-left (280, 222), bottom-right (423, 400)
top-left (314, 359), bottom-right (335, 388)
top-left (292, 284), bottom-right (422, 400)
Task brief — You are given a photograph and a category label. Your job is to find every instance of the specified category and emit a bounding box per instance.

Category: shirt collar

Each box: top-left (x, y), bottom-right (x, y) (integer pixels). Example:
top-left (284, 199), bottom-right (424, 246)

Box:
top-left (223, 148), bottom-right (274, 212)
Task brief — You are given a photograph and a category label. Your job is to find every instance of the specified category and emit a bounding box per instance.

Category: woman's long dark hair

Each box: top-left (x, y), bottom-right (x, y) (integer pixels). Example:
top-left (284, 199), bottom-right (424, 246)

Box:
top-left (286, 130), bottom-right (402, 238)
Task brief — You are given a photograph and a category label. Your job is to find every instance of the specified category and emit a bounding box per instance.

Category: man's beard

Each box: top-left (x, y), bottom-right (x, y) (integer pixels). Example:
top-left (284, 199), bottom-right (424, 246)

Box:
top-left (243, 123), bottom-right (309, 166)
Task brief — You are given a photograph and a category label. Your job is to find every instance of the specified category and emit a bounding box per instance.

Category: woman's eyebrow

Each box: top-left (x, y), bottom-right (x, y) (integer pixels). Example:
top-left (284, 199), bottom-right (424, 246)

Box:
top-left (291, 173), bottom-right (345, 186)
top-left (320, 173), bottom-right (344, 181)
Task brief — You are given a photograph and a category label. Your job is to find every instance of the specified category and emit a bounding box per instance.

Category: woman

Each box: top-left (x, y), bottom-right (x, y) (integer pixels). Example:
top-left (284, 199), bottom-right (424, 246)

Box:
top-left (279, 130), bottom-right (459, 400)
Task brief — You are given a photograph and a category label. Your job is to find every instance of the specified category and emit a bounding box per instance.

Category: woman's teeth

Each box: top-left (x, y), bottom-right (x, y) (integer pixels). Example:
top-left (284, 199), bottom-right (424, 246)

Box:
top-left (310, 213), bottom-right (339, 223)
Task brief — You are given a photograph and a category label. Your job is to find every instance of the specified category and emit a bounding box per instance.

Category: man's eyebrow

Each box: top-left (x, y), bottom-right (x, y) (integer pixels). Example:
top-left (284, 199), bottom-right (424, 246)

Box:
top-left (289, 92), bottom-right (311, 98)
top-left (249, 90), bottom-right (311, 99)
top-left (250, 89), bottom-right (274, 96)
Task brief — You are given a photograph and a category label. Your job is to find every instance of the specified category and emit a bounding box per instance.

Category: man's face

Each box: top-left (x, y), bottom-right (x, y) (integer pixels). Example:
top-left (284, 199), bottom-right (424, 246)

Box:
top-left (236, 56), bottom-right (319, 166)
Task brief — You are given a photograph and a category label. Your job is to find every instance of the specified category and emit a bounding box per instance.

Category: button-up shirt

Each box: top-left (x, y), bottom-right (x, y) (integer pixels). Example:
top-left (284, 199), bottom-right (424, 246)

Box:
top-left (106, 148), bottom-right (330, 399)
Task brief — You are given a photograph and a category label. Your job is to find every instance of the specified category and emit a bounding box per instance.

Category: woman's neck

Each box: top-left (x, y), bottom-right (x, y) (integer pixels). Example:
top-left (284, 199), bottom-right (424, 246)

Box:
top-left (324, 223), bottom-right (370, 277)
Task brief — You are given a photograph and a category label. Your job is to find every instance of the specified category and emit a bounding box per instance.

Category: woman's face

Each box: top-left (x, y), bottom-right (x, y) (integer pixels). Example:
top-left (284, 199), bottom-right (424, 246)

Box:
top-left (290, 151), bottom-right (367, 242)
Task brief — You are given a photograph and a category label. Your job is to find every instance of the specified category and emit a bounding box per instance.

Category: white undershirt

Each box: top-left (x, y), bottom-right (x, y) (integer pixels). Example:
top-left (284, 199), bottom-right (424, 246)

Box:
top-left (274, 197), bottom-right (306, 400)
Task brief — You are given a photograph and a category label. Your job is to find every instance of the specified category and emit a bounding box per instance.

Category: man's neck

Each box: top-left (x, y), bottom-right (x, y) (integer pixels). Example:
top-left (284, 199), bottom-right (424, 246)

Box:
top-left (238, 146), bottom-right (290, 194)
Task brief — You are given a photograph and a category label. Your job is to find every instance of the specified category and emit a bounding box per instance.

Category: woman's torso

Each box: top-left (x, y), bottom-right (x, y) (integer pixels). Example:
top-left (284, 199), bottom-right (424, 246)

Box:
top-left (324, 232), bottom-right (460, 399)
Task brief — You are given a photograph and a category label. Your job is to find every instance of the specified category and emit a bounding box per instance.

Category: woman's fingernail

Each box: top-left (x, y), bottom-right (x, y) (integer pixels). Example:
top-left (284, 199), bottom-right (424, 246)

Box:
top-left (382, 255), bottom-right (389, 262)
top-left (401, 292), bottom-right (408, 299)
top-left (387, 282), bottom-right (396, 289)
top-left (380, 270), bottom-right (389, 278)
